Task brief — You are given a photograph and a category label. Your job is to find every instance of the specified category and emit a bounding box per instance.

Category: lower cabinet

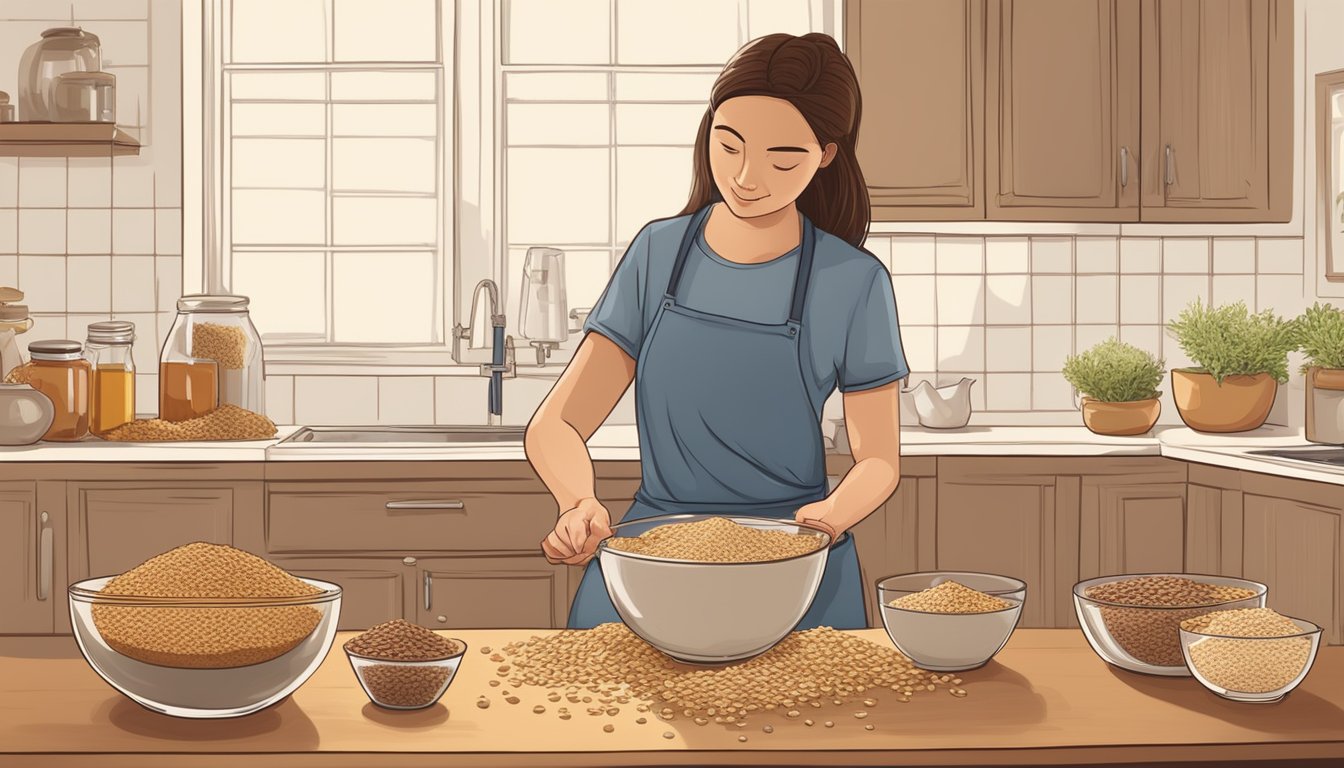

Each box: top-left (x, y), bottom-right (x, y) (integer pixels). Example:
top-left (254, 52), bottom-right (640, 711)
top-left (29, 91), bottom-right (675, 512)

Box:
top-left (0, 481), bottom-right (64, 635)
top-left (417, 556), bottom-right (570, 629)
top-left (268, 557), bottom-right (413, 631)
top-left (846, 457), bottom-right (937, 628)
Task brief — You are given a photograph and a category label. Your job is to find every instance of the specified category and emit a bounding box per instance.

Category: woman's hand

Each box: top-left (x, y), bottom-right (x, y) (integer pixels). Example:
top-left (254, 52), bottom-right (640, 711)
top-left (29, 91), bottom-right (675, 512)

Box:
top-left (541, 497), bottom-right (613, 566)
top-left (794, 500), bottom-right (840, 541)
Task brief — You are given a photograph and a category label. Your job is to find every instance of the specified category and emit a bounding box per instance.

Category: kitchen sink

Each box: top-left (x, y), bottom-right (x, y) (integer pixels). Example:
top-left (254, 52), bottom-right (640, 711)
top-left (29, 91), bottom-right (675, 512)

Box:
top-left (1246, 447), bottom-right (1344, 467)
top-left (276, 425), bottom-right (526, 445)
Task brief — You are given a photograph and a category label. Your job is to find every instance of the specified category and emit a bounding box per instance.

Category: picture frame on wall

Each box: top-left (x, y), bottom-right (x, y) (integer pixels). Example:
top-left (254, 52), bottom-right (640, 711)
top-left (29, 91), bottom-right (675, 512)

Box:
top-left (1319, 68), bottom-right (1344, 281)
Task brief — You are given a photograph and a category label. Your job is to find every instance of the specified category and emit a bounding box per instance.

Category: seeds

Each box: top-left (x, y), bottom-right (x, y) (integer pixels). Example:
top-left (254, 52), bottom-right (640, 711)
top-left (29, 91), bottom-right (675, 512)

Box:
top-left (476, 697), bottom-right (490, 709)
top-left (92, 542), bottom-right (323, 669)
top-left (506, 696), bottom-right (520, 705)
top-left (603, 724), bottom-right (614, 733)
top-left (533, 705), bottom-right (546, 714)
top-left (360, 665), bottom-right (452, 708)
top-left (102, 404), bottom-right (276, 442)
top-left (1181, 608), bottom-right (1312, 693)
top-left (346, 620), bottom-right (463, 661)
top-left (889, 581), bottom-right (1012, 613)
top-left (663, 732), bottom-right (674, 740)
top-left (1086, 576), bottom-right (1260, 667)
top-left (191, 323), bottom-right (248, 370)
top-left (604, 517), bottom-right (824, 562)
top-left (738, 735), bottom-right (748, 742)
top-left (853, 711), bottom-right (868, 719)
top-left (865, 724), bottom-right (875, 731)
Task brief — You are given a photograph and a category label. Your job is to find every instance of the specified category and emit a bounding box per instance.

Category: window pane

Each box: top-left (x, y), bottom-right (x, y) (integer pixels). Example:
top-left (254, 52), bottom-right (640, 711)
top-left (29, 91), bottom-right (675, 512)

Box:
top-left (616, 0), bottom-right (739, 65)
top-left (331, 71), bottom-right (437, 102)
top-left (507, 103), bottom-right (610, 146)
top-left (333, 104), bottom-right (437, 136)
top-left (615, 103), bottom-right (705, 145)
top-left (334, 0), bottom-right (438, 62)
top-left (616, 146), bottom-right (692, 244)
top-left (332, 251), bottom-right (436, 342)
top-left (230, 72), bottom-right (327, 101)
top-left (506, 0), bottom-right (611, 65)
top-left (229, 0), bottom-right (328, 63)
top-left (506, 73), bottom-right (609, 102)
top-left (613, 72), bottom-right (716, 102)
top-left (232, 251), bottom-right (327, 337)
top-left (232, 189), bottom-right (326, 245)
top-left (332, 197), bottom-right (438, 245)
top-left (232, 103), bottom-right (326, 136)
top-left (507, 148), bottom-right (610, 244)
top-left (333, 138), bottom-right (437, 194)
top-left (233, 138), bottom-right (326, 188)
top-left (746, 0), bottom-right (815, 38)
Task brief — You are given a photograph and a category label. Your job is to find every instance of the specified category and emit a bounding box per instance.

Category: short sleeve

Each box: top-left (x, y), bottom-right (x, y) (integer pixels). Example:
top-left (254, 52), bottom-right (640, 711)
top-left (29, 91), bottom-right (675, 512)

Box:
top-left (582, 224), bottom-right (653, 360)
top-left (838, 265), bottom-right (910, 393)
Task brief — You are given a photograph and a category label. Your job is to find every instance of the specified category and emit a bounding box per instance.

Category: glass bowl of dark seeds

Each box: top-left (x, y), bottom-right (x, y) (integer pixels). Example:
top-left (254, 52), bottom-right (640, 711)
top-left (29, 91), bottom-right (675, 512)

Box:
top-left (344, 619), bottom-right (467, 710)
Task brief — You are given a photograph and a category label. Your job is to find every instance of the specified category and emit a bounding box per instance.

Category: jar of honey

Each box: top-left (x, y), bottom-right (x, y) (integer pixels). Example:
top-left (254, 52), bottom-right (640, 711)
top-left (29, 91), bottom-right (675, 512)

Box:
top-left (27, 339), bottom-right (91, 441)
top-left (84, 321), bottom-right (135, 436)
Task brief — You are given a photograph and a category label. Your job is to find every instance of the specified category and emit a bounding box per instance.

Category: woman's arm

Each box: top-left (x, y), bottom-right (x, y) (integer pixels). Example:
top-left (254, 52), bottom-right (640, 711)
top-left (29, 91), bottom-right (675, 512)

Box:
top-left (795, 381), bottom-right (901, 537)
top-left (527, 332), bottom-right (636, 563)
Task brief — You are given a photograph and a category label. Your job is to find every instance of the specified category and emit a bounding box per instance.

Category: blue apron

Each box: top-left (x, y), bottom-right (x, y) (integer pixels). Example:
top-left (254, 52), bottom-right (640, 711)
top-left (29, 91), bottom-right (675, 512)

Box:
top-left (568, 204), bottom-right (866, 631)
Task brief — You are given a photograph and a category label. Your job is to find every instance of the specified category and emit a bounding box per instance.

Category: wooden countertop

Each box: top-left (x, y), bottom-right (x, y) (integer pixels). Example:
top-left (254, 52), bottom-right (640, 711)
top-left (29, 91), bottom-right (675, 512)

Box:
top-left (2, 629), bottom-right (1343, 767)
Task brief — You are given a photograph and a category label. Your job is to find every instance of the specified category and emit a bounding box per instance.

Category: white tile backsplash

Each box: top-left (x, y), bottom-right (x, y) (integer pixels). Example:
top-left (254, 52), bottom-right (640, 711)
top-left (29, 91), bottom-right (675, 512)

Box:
top-left (0, 159), bottom-right (16, 207)
top-left (936, 275), bottom-right (984, 325)
top-left (19, 255), bottom-right (66, 314)
top-left (67, 160), bottom-right (113, 208)
top-left (1120, 274), bottom-right (1162, 324)
top-left (891, 236), bottom-right (935, 274)
top-left (295, 376), bottom-right (380, 426)
top-left (935, 236), bottom-right (983, 273)
top-left (1162, 275), bottom-right (1210, 323)
top-left (1031, 275), bottom-right (1072, 324)
top-left (18, 159), bottom-right (66, 208)
top-left (1032, 325), bottom-right (1072, 372)
top-left (937, 325), bottom-right (984, 371)
top-left (1162, 238), bottom-right (1211, 273)
top-left (112, 256), bottom-right (156, 313)
top-left (19, 209), bottom-right (66, 254)
top-left (1030, 237), bottom-right (1072, 273)
top-left (1074, 275), bottom-right (1118, 325)
top-left (0, 209), bottom-right (15, 253)
top-left (1257, 238), bottom-right (1306, 274)
top-left (378, 377), bottom-right (436, 425)
top-left (1212, 274), bottom-right (1257, 308)
top-left (892, 274), bottom-right (936, 326)
top-left (1120, 238), bottom-right (1161, 273)
top-left (985, 372), bottom-right (1032, 411)
top-left (985, 274), bottom-right (1031, 325)
top-left (1214, 238), bottom-right (1257, 273)
top-left (1075, 237), bottom-right (1118, 273)
top-left (985, 237), bottom-right (1029, 273)
top-left (985, 326), bottom-right (1030, 371)
top-left (67, 256), bottom-right (112, 314)
top-left (899, 325), bottom-right (937, 373)
top-left (112, 209), bottom-right (155, 254)
top-left (67, 209), bottom-right (112, 254)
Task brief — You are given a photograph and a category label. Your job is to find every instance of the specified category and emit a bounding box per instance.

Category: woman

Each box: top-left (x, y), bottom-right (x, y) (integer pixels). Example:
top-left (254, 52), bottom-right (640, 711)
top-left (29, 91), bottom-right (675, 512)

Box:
top-left (526, 32), bottom-right (907, 630)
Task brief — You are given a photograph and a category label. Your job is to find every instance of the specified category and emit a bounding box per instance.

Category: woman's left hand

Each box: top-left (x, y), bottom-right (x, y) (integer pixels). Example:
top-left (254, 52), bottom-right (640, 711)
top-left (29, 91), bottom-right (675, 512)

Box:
top-left (795, 501), bottom-right (840, 541)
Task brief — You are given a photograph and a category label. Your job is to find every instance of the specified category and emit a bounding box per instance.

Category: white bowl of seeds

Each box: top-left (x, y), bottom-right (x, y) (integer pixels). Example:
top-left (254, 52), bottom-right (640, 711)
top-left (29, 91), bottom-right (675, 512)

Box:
top-left (1180, 608), bottom-right (1322, 703)
top-left (878, 572), bottom-right (1026, 672)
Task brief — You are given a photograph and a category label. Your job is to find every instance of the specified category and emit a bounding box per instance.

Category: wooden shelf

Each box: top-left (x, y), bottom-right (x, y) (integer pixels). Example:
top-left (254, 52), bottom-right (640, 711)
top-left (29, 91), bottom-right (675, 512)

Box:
top-left (0, 122), bottom-right (140, 157)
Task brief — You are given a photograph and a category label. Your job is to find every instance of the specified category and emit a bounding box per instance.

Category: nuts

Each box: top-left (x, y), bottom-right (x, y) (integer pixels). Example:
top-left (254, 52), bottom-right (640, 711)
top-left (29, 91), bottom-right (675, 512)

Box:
top-left (889, 581), bottom-right (1012, 613)
top-left (1086, 577), bottom-right (1259, 667)
top-left (1182, 608), bottom-right (1313, 693)
top-left (102, 404), bottom-right (276, 442)
top-left (605, 517), bottom-right (824, 562)
top-left (345, 620), bottom-right (463, 661)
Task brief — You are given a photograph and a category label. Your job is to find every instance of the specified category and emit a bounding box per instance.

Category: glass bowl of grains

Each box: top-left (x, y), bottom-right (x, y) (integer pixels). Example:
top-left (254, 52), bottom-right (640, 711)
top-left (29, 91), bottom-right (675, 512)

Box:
top-left (596, 514), bottom-right (832, 665)
top-left (1180, 608), bottom-right (1322, 703)
top-left (877, 572), bottom-right (1026, 672)
top-left (344, 620), bottom-right (467, 710)
top-left (1073, 574), bottom-right (1266, 676)
top-left (68, 543), bottom-right (341, 719)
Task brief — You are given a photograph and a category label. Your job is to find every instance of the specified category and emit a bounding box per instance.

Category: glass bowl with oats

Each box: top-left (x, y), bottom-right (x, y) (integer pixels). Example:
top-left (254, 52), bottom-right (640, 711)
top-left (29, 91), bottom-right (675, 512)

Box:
top-left (595, 514), bottom-right (832, 664)
top-left (1073, 573), bottom-right (1267, 676)
top-left (1179, 608), bottom-right (1322, 703)
top-left (68, 542), bottom-right (341, 718)
top-left (877, 572), bottom-right (1026, 671)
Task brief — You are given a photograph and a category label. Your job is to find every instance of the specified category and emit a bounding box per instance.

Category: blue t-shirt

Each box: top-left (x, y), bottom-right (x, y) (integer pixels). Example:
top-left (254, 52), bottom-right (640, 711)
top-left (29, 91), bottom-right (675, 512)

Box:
top-left (584, 212), bottom-right (908, 417)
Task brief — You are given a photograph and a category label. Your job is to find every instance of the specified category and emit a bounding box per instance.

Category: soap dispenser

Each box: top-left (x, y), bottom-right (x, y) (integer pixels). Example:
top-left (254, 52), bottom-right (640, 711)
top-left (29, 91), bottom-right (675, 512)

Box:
top-left (518, 247), bottom-right (567, 366)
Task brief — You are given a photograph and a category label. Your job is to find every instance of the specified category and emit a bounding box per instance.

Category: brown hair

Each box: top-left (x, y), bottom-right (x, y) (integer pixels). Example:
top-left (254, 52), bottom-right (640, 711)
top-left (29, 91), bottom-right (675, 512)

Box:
top-left (679, 33), bottom-right (869, 246)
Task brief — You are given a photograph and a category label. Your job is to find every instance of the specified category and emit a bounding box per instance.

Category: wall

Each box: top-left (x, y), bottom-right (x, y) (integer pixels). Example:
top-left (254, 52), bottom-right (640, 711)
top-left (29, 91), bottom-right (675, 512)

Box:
top-left (0, 0), bottom-right (181, 416)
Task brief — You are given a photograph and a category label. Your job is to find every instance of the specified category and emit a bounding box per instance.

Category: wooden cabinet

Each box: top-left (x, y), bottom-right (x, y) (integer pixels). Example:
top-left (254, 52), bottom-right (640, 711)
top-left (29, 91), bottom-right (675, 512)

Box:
top-left (269, 556), bottom-right (413, 631)
top-left (986, 0), bottom-right (1141, 221)
top-left (1140, 0), bottom-right (1293, 222)
top-left (417, 556), bottom-right (569, 630)
top-left (846, 0), bottom-right (985, 220)
top-left (0, 481), bottom-right (64, 634)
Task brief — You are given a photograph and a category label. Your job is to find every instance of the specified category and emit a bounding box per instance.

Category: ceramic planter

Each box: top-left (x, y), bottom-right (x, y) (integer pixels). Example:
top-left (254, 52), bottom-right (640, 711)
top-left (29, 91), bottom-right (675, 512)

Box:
top-left (1170, 370), bottom-right (1277, 433)
top-left (1305, 367), bottom-right (1344, 444)
top-left (1080, 397), bottom-right (1161, 436)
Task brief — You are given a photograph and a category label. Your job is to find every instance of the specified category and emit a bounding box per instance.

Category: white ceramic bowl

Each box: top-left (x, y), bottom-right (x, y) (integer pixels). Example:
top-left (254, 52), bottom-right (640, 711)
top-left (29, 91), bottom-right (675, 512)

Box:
top-left (596, 514), bottom-right (831, 665)
top-left (1180, 616), bottom-right (1322, 703)
top-left (877, 572), bottom-right (1025, 672)
top-left (69, 576), bottom-right (341, 718)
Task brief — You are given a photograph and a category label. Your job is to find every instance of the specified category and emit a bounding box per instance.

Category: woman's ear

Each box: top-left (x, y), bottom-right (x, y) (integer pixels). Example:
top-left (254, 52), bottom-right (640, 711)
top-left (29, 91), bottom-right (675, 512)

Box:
top-left (819, 142), bottom-right (839, 168)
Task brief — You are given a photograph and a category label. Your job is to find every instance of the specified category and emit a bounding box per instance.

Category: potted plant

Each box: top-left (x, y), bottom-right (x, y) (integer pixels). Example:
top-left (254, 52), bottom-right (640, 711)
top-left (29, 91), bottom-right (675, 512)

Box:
top-left (1062, 338), bottom-right (1165, 436)
top-left (1165, 300), bottom-right (1299, 433)
top-left (1298, 302), bottom-right (1344, 444)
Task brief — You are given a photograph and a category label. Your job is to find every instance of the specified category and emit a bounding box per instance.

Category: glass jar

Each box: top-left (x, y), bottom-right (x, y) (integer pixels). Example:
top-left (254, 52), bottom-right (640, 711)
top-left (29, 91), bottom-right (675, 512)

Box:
top-left (85, 321), bottom-right (136, 437)
top-left (27, 339), bottom-right (91, 441)
top-left (159, 295), bottom-right (264, 422)
top-left (17, 27), bottom-right (101, 122)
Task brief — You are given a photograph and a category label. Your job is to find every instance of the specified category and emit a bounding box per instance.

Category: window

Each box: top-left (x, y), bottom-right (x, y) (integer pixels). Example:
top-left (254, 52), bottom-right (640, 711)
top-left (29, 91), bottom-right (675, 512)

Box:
top-left (209, 0), bottom-right (451, 359)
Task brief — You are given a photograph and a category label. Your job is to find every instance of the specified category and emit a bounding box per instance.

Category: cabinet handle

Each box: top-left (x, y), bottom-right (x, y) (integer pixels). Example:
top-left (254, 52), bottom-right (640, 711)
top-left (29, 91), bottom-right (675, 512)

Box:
top-left (1119, 146), bottom-right (1129, 188)
top-left (37, 512), bottom-right (51, 601)
top-left (1165, 145), bottom-right (1174, 186)
top-left (386, 500), bottom-right (465, 511)
top-left (402, 556), bottom-right (417, 566)
top-left (424, 571), bottom-right (432, 611)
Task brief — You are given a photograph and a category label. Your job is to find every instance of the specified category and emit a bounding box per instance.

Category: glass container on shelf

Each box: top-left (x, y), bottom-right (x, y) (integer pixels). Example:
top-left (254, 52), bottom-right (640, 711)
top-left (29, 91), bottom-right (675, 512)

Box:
top-left (27, 339), bottom-right (91, 441)
top-left (85, 321), bottom-right (135, 437)
top-left (17, 27), bottom-right (101, 122)
top-left (159, 295), bottom-right (264, 422)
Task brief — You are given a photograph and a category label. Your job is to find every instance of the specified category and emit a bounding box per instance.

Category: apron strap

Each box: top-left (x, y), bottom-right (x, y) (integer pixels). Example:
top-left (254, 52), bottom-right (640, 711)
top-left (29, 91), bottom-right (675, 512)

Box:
top-left (664, 205), bottom-right (713, 301)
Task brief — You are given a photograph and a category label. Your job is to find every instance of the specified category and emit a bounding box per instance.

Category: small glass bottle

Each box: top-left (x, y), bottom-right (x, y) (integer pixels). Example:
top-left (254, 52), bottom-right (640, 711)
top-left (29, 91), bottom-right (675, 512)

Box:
top-left (27, 339), bottom-right (91, 441)
top-left (85, 321), bottom-right (135, 437)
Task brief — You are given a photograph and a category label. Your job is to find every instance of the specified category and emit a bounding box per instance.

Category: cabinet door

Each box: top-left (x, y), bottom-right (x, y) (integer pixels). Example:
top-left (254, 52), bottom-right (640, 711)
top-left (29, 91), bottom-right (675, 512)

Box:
top-left (1080, 480), bottom-right (1187, 579)
top-left (270, 556), bottom-right (411, 631)
top-left (66, 483), bottom-right (239, 582)
top-left (1140, 0), bottom-right (1293, 222)
top-left (418, 556), bottom-right (570, 630)
top-left (987, 0), bottom-right (1141, 221)
top-left (0, 482), bottom-right (56, 634)
top-left (847, 0), bottom-right (985, 220)
top-left (936, 460), bottom-right (1080, 628)
top-left (1243, 495), bottom-right (1342, 643)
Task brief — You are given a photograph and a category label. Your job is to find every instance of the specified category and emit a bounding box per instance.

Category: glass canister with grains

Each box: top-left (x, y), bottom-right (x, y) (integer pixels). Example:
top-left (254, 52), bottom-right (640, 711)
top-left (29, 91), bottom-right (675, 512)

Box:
top-left (159, 295), bottom-right (264, 422)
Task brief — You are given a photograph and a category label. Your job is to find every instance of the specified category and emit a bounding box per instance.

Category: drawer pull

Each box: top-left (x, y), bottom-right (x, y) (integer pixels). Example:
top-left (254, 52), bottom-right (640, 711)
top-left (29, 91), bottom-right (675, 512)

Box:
top-left (37, 511), bottom-right (51, 601)
top-left (436, 615), bottom-right (447, 624)
top-left (424, 572), bottom-right (432, 611)
top-left (386, 500), bottom-right (465, 511)
top-left (402, 556), bottom-right (417, 566)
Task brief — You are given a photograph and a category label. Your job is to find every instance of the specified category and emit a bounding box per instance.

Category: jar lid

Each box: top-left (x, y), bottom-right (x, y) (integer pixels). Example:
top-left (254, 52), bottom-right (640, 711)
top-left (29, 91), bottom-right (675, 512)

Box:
top-left (0, 305), bottom-right (29, 322)
top-left (41, 27), bottom-right (85, 38)
top-left (0, 287), bottom-right (25, 303)
top-left (56, 71), bottom-right (115, 86)
top-left (86, 320), bottom-right (135, 344)
top-left (178, 294), bottom-right (250, 313)
top-left (29, 339), bottom-right (83, 360)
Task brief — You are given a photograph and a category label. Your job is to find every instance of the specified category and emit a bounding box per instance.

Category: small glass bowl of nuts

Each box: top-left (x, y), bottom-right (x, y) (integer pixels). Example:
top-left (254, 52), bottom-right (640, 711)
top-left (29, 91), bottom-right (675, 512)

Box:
top-left (344, 620), bottom-right (467, 710)
top-left (1179, 608), bottom-right (1322, 703)
top-left (877, 572), bottom-right (1026, 672)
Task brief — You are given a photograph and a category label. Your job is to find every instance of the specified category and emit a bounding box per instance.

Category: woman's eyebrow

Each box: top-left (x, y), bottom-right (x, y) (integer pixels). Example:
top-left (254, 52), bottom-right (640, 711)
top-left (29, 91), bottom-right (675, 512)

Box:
top-left (767, 146), bottom-right (809, 153)
top-left (712, 124), bottom-right (745, 142)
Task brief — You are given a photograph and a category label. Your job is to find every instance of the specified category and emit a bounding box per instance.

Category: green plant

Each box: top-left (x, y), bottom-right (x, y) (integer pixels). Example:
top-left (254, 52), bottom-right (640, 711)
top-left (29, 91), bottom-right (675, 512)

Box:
top-left (1297, 302), bottom-right (1344, 372)
top-left (1062, 338), bottom-right (1165, 402)
top-left (1165, 300), bottom-right (1299, 384)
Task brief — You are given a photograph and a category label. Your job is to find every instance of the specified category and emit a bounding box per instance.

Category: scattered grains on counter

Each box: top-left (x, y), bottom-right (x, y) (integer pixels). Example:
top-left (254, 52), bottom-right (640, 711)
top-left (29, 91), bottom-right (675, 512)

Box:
top-left (603, 724), bottom-right (615, 733)
top-left (604, 516), bottom-right (824, 563)
top-left (1084, 576), bottom-right (1260, 667)
top-left (476, 698), bottom-right (490, 709)
top-left (101, 404), bottom-right (276, 442)
top-left (92, 542), bottom-right (323, 669)
top-left (345, 620), bottom-right (463, 661)
top-left (192, 322), bottom-right (247, 369)
top-left (889, 581), bottom-right (1012, 613)
top-left (1181, 608), bottom-right (1313, 693)
top-left (663, 732), bottom-right (674, 740)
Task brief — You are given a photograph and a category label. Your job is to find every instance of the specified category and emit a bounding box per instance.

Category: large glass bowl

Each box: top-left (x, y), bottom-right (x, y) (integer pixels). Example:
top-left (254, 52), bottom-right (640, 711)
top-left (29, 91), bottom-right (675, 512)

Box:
top-left (69, 576), bottom-right (342, 718)
top-left (596, 513), bottom-right (832, 664)
top-left (878, 572), bottom-right (1026, 672)
top-left (1073, 574), bottom-right (1266, 676)
top-left (1180, 616), bottom-right (1322, 703)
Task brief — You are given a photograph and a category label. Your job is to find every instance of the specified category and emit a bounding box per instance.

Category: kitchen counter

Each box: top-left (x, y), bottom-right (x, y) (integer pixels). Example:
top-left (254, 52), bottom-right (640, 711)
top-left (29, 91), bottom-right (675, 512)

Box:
top-left (3, 629), bottom-right (1342, 767)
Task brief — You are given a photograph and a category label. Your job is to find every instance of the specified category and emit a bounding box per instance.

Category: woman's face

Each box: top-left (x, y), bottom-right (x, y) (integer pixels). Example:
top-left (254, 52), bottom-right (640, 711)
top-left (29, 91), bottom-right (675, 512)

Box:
top-left (708, 95), bottom-right (838, 220)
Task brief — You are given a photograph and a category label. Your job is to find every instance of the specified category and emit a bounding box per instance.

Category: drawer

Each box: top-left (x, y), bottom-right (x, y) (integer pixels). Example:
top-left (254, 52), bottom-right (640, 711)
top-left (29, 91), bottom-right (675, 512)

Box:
top-left (266, 483), bottom-right (560, 554)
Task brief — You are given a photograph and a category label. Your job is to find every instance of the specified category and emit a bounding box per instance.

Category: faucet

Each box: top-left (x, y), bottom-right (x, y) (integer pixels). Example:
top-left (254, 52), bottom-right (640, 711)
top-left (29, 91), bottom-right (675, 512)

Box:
top-left (452, 279), bottom-right (516, 425)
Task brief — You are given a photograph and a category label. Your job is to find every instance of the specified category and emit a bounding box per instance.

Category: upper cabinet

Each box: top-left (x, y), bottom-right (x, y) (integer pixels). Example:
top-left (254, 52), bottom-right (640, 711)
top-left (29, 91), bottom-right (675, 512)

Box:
top-left (849, 0), bottom-right (1293, 223)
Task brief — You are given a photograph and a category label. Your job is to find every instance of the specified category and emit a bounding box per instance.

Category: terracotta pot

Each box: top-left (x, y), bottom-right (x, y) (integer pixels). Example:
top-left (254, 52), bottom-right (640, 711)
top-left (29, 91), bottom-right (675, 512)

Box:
top-left (1170, 370), bottom-right (1277, 433)
top-left (1080, 397), bottom-right (1161, 436)
top-left (1305, 366), bottom-right (1344, 444)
